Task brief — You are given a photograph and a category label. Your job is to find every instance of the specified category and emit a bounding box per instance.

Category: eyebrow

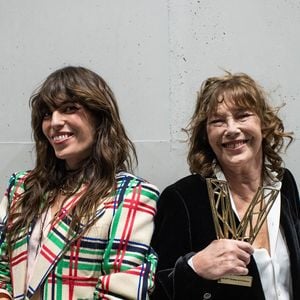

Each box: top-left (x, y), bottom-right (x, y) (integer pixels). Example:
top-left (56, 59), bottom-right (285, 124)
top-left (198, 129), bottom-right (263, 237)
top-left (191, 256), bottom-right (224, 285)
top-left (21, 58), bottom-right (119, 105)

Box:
top-left (55, 100), bottom-right (82, 109)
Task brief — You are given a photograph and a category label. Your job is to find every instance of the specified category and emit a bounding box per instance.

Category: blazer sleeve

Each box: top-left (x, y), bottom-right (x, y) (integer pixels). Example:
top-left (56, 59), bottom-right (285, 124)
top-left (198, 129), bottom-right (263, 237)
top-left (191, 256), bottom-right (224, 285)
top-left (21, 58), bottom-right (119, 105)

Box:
top-left (94, 179), bottom-right (159, 300)
top-left (150, 185), bottom-right (218, 300)
top-left (0, 173), bottom-right (18, 298)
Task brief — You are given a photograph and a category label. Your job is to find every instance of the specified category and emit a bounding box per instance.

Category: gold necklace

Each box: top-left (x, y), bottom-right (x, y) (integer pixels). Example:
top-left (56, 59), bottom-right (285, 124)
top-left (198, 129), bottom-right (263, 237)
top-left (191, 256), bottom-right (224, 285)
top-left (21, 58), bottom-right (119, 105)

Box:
top-left (59, 183), bottom-right (77, 195)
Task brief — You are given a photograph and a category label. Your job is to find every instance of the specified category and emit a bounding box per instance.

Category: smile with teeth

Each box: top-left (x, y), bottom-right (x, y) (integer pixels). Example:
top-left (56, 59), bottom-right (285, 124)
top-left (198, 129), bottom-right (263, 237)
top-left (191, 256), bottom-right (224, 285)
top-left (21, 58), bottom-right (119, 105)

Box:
top-left (222, 139), bottom-right (248, 149)
top-left (52, 133), bottom-right (73, 142)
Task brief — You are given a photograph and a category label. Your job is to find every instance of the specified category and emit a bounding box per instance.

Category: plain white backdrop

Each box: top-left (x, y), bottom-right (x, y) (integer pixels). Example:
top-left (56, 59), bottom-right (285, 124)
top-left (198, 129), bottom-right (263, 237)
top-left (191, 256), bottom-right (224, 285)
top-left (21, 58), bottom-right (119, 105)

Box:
top-left (1, 0), bottom-right (300, 193)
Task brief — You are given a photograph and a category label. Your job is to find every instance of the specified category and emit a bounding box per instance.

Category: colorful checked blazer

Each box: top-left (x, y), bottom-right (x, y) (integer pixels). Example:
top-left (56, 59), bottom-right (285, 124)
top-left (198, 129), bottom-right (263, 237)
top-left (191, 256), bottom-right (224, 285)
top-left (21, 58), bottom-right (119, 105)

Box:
top-left (0, 171), bottom-right (159, 300)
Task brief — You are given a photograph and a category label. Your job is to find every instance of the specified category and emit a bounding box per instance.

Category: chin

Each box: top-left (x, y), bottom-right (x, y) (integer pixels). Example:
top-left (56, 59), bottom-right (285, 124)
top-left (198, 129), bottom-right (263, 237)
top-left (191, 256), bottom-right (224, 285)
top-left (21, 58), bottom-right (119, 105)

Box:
top-left (54, 152), bottom-right (68, 160)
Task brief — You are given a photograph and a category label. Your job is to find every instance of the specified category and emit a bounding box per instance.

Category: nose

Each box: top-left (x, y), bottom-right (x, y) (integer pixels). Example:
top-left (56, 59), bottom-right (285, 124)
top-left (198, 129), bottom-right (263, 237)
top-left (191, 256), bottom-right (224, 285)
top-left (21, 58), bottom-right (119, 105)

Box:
top-left (224, 118), bottom-right (240, 137)
top-left (50, 110), bottom-right (65, 129)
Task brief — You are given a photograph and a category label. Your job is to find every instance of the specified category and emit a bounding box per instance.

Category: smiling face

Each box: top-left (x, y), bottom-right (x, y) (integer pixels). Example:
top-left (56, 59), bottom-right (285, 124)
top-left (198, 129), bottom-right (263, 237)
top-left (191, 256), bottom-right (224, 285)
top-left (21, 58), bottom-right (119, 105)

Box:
top-left (206, 97), bottom-right (263, 172)
top-left (42, 102), bottom-right (96, 170)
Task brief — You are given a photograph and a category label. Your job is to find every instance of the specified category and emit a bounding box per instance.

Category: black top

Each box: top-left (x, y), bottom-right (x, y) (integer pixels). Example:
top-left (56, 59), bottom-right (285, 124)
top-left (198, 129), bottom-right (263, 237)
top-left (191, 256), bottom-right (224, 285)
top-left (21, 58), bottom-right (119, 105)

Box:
top-left (151, 168), bottom-right (300, 300)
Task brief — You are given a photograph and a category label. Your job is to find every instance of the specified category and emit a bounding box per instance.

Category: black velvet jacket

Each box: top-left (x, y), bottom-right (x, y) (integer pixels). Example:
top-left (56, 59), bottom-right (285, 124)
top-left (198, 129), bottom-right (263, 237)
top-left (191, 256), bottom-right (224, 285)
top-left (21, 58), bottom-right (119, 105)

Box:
top-left (151, 169), bottom-right (300, 300)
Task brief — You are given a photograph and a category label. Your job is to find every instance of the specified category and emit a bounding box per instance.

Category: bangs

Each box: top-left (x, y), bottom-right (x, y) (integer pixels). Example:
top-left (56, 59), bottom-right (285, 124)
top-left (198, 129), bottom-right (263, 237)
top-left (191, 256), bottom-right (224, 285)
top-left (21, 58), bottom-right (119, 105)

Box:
top-left (31, 93), bottom-right (68, 119)
top-left (31, 69), bottom-right (83, 115)
top-left (207, 84), bottom-right (259, 116)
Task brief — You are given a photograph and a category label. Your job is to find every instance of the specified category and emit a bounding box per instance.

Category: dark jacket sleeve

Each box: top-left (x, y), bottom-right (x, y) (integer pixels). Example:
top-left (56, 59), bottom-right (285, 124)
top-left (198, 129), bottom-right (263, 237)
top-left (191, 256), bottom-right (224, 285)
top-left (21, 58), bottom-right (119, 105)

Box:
top-left (280, 169), bottom-right (300, 299)
top-left (150, 182), bottom-right (219, 300)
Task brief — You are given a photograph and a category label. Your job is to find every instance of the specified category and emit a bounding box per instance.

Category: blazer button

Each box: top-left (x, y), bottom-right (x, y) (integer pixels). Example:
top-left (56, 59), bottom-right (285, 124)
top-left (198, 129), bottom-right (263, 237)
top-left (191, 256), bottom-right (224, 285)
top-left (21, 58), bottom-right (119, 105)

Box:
top-left (203, 292), bottom-right (211, 299)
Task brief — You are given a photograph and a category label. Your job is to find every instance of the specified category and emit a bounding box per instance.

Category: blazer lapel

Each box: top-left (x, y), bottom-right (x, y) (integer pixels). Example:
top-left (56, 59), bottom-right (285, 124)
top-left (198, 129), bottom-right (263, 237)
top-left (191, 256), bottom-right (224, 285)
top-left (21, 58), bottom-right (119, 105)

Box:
top-left (25, 187), bottom-right (87, 298)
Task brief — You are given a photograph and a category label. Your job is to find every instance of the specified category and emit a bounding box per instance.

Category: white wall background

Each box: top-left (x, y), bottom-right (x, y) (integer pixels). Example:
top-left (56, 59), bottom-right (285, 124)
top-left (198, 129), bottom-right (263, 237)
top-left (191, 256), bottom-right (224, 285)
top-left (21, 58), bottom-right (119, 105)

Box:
top-left (1, 0), bottom-right (300, 194)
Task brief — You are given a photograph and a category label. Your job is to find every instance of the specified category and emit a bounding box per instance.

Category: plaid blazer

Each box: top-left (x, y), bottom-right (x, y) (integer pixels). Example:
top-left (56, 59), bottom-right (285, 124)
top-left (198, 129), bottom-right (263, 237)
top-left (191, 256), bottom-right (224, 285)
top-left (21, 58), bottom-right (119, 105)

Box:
top-left (0, 171), bottom-right (159, 300)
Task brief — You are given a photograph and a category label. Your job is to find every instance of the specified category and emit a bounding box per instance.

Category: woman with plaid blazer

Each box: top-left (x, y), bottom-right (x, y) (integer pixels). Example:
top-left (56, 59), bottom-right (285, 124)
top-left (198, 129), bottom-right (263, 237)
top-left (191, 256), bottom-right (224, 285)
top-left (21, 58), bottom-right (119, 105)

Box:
top-left (0, 66), bottom-right (159, 299)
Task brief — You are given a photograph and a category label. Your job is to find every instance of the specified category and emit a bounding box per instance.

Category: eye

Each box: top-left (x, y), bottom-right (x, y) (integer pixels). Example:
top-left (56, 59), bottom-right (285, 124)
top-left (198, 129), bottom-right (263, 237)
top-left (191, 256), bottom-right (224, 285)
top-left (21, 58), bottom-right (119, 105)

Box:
top-left (62, 104), bottom-right (80, 114)
top-left (237, 111), bottom-right (253, 121)
top-left (208, 118), bottom-right (225, 126)
top-left (42, 110), bottom-right (52, 120)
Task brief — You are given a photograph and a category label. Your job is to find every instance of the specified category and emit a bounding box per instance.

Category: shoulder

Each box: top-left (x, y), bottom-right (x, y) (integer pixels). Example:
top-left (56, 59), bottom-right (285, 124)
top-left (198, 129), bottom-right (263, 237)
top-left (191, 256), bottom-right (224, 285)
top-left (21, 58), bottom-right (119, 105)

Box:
top-left (281, 168), bottom-right (299, 202)
top-left (10, 171), bottom-right (31, 181)
top-left (116, 171), bottom-right (160, 200)
top-left (282, 168), bottom-right (297, 182)
top-left (7, 170), bottom-right (31, 192)
top-left (280, 168), bottom-right (300, 226)
top-left (4, 170), bottom-right (31, 205)
top-left (157, 173), bottom-right (209, 213)
top-left (281, 168), bottom-right (299, 194)
top-left (162, 173), bottom-right (207, 198)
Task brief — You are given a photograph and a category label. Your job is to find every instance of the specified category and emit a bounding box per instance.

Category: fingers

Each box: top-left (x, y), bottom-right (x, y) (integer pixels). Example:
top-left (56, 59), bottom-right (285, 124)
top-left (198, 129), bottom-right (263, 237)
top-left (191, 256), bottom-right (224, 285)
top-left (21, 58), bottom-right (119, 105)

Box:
top-left (235, 239), bottom-right (254, 255)
top-left (235, 241), bottom-right (253, 265)
top-left (192, 239), bottom-right (254, 280)
top-left (221, 239), bottom-right (253, 270)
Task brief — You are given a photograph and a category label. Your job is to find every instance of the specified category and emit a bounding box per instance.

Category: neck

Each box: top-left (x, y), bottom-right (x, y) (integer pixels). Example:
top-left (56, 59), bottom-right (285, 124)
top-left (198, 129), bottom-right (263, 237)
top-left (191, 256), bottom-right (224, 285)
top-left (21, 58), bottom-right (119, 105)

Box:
top-left (221, 166), bottom-right (263, 203)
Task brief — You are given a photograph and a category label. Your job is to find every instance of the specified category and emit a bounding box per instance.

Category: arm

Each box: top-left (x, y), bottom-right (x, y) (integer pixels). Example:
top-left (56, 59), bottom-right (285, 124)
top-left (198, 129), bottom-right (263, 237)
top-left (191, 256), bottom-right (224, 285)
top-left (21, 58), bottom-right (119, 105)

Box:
top-left (151, 186), bottom-right (213, 299)
top-left (0, 175), bottom-right (16, 298)
top-left (0, 229), bottom-right (12, 299)
top-left (151, 185), bottom-right (253, 300)
top-left (281, 168), bottom-right (300, 299)
top-left (94, 178), bottom-right (159, 300)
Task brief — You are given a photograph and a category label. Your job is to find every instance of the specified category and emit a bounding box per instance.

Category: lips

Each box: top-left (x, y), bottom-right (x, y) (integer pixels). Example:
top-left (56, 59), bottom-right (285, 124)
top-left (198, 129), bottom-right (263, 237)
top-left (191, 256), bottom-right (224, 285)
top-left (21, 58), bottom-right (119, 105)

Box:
top-left (52, 132), bottom-right (74, 142)
top-left (222, 139), bottom-right (248, 149)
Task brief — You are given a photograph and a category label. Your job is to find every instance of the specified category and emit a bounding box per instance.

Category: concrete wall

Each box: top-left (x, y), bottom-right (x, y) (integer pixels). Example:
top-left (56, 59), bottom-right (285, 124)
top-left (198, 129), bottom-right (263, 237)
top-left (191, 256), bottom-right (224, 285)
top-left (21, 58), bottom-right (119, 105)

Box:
top-left (1, 0), bottom-right (300, 193)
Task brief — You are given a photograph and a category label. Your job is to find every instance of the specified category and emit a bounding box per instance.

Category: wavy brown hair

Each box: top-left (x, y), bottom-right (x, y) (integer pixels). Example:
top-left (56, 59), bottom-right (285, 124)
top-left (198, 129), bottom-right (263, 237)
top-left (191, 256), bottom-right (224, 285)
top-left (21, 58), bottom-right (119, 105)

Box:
top-left (8, 66), bottom-right (137, 243)
top-left (185, 72), bottom-right (293, 180)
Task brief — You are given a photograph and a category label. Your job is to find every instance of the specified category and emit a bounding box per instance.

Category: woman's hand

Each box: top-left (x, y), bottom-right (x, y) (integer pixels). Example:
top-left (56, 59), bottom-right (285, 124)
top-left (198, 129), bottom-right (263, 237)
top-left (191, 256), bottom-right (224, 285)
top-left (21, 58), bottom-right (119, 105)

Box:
top-left (192, 239), bottom-right (254, 280)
